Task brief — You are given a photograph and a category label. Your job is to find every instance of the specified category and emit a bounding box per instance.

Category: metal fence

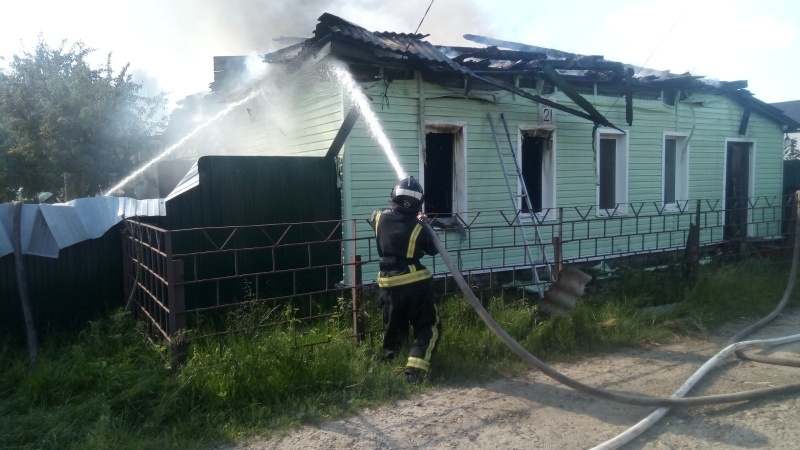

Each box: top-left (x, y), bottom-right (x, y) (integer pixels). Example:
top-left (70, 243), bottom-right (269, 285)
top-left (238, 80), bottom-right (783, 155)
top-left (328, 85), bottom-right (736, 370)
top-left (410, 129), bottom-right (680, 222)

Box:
top-left (122, 194), bottom-right (796, 362)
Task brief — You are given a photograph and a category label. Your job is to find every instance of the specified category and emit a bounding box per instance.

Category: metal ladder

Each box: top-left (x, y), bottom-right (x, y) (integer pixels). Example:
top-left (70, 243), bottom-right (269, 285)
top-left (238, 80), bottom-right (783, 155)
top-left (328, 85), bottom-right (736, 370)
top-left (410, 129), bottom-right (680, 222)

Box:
top-left (487, 112), bottom-right (554, 296)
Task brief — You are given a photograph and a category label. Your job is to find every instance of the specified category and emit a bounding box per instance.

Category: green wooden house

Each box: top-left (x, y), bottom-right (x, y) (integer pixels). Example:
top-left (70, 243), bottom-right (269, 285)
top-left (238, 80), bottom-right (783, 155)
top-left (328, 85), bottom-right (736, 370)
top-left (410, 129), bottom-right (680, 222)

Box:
top-left (169, 13), bottom-right (799, 286)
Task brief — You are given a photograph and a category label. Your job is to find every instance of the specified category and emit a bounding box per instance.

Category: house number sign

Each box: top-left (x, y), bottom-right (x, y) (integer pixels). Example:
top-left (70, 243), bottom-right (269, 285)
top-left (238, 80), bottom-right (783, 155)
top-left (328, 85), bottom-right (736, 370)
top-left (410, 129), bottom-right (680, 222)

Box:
top-left (539, 96), bottom-right (556, 126)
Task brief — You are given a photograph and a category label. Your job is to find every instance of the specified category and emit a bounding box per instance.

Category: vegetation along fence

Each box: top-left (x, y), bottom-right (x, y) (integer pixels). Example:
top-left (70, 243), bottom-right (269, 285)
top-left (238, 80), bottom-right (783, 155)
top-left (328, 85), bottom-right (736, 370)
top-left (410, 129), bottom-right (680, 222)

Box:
top-left (121, 194), bottom-right (796, 363)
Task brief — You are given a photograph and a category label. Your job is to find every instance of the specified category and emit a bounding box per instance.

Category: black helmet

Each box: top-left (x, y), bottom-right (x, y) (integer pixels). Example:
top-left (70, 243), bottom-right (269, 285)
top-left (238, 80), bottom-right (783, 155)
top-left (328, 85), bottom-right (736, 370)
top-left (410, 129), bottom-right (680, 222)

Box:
top-left (391, 176), bottom-right (424, 210)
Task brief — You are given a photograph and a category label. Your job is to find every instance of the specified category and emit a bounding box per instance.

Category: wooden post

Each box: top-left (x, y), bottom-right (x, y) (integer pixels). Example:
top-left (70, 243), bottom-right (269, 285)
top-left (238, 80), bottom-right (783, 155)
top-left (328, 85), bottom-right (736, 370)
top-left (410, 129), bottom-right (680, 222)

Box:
top-left (682, 200), bottom-right (702, 287)
top-left (553, 237), bottom-right (563, 282)
top-left (12, 202), bottom-right (38, 364)
top-left (555, 207), bottom-right (565, 279)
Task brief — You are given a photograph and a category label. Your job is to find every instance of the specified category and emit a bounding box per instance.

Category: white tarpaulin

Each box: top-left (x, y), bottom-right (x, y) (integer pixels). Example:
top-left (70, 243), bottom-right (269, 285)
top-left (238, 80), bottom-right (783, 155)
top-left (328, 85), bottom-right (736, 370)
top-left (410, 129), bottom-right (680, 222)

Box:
top-left (0, 197), bottom-right (165, 259)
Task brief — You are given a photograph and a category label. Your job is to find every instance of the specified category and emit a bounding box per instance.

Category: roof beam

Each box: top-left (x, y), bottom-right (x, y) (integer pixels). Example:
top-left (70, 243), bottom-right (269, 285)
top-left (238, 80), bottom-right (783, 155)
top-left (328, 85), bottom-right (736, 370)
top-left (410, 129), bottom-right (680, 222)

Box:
top-left (469, 73), bottom-right (621, 130)
top-left (541, 64), bottom-right (621, 131)
top-left (326, 106), bottom-right (360, 157)
top-left (738, 107), bottom-right (751, 136)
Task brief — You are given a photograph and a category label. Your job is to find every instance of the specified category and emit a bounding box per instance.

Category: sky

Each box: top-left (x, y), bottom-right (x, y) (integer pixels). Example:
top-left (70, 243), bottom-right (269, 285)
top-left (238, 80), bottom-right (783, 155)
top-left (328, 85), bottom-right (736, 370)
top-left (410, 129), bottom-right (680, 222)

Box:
top-left (1, 0), bottom-right (799, 109)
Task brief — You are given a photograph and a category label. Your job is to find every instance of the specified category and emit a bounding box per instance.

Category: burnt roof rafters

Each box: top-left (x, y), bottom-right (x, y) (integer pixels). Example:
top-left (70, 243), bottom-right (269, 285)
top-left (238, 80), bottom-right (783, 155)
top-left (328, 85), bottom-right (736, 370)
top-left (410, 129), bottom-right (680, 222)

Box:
top-left (260, 12), bottom-right (799, 132)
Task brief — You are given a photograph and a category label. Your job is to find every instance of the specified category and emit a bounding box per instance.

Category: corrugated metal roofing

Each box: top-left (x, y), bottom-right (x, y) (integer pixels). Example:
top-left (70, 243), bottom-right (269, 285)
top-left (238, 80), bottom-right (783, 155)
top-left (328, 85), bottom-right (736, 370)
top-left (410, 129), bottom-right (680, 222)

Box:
top-left (311, 13), bottom-right (470, 74)
top-left (164, 160), bottom-right (199, 201)
top-left (771, 100), bottom-right (800, 124)
top-left (0, 197), bottom-right (165, 258)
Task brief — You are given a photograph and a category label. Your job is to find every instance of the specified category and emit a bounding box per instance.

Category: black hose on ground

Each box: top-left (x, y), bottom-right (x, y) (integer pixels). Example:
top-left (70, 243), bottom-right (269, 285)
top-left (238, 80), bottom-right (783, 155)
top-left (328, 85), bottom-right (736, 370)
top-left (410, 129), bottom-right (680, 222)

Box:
top-left (422, 198), bottom-right (800, 407)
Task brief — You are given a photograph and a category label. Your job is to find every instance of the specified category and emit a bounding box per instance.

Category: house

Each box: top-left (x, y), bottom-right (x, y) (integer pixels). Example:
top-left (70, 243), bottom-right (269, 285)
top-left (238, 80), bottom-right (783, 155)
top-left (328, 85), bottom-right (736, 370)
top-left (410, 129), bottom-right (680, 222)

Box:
top-left (771, 99), bottom-right (800, 158)
top-left (163, 12), bottom-right (799, 287)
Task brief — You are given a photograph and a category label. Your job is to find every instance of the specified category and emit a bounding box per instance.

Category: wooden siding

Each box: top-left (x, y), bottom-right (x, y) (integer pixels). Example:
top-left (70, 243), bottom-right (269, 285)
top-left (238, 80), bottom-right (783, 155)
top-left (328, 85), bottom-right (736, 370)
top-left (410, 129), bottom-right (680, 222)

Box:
top-left (340, 79), bottom-right (787, 281)
top-left (228, 83), bottom-right (344, 157)
top-left (170, 81), bottom-right (344, 160)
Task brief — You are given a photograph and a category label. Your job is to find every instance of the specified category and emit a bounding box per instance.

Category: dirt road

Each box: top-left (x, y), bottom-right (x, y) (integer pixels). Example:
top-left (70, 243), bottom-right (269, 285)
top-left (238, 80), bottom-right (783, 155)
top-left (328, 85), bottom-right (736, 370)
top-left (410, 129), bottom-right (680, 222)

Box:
top-left (234, 309), bottom-right (800, 449)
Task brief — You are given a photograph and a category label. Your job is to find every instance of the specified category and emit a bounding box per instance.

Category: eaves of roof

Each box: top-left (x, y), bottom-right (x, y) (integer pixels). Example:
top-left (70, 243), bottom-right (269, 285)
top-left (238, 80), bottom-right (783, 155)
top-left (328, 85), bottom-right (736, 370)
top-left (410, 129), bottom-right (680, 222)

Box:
top-left (728, 92), bottom-right (800, 132)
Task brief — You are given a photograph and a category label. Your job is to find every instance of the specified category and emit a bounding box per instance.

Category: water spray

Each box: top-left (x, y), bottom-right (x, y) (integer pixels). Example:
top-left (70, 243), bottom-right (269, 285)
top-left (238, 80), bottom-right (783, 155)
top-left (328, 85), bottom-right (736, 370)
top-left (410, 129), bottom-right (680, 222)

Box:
top-left (106, 89), bottom-right (261, 195)
top-left (331, 64), bottom-right (407, 180)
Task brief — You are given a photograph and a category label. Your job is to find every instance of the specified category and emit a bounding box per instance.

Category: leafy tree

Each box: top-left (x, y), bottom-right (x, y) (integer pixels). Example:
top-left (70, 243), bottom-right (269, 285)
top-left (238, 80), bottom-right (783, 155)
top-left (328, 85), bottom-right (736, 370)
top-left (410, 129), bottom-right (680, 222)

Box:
top-left (785, 135), bottom-right (799, 160)
top-left (0, 39), bottom-right (167, 199)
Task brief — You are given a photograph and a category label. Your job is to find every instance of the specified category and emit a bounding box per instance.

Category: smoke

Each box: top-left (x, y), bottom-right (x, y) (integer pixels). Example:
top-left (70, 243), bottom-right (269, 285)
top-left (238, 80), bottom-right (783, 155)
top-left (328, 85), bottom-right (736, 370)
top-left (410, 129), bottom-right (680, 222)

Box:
top-left (131, 0), bottom-right (497, 110)
top-left (111, 0), bottom-right (509, 195)
top-left (161, 0), bottom-right (489, 51)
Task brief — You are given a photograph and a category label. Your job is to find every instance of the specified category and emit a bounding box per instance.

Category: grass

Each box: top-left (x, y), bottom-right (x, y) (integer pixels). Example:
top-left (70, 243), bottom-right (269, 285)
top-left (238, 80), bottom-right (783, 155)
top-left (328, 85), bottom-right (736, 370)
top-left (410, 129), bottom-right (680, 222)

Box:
top-left (1, 257), bottom-right (797, 449)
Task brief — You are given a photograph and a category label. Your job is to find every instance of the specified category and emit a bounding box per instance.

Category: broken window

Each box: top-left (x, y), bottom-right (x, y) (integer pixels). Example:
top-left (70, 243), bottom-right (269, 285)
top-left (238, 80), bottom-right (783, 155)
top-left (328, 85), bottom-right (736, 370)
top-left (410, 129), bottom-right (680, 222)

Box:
top-left (596, 129), bottom-right (628, 216)
top-left (662, 134), bottom-right (689, 211)
top-left (519, 128), bottom-right (556, 221)
top-left (422, 124), bottom-right (467, 226)
top-left (425, 133), bottom-right (454, 216)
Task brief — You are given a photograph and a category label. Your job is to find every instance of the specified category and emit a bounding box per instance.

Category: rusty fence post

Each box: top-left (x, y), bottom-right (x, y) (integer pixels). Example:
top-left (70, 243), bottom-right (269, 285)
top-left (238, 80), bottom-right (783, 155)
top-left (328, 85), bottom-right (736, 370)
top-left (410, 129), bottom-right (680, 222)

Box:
top-left (351, 254), bottom-right (364, 344)
top-left (165, 231), bottom-right (187, 370)
top-left (169, 259), bottom-right (187, 369)
top-left (789, 192), bottom-right (799, 258)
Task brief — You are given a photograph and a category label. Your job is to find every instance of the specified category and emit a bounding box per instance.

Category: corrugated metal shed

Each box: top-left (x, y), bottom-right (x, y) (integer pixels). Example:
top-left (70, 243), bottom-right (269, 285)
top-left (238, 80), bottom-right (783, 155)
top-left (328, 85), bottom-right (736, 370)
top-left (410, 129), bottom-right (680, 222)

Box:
top-left (157, 155), bottom-right (340, 229)
top-left (154, 155), bottom-right (343, 310)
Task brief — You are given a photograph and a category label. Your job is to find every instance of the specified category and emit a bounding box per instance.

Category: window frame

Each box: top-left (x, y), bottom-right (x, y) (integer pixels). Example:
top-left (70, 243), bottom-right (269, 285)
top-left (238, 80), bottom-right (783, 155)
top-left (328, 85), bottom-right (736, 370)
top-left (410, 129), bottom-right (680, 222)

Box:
top-left (517, 125), bottom-right (557, 222)
top-left (419, 122), bottom-right (468, 227)
top-left (595, 128), bottom-right (629, 217)
top-left (662, 132), bottom-right (690, 213)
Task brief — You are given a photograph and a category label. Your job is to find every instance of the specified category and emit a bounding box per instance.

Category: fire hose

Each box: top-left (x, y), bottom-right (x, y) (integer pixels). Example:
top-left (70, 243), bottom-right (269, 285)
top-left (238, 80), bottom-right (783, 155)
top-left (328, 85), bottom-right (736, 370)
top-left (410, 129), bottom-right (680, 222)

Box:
top-left (420, 190), bottom-right (800, 409)
top-left (591, 192), bottom-right (800, 448)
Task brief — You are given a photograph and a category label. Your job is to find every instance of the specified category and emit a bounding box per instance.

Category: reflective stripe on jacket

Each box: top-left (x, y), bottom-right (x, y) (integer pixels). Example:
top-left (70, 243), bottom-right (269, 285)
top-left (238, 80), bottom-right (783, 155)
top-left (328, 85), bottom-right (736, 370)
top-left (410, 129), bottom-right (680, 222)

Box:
top-left (369, 208), bottom-right (437, 288)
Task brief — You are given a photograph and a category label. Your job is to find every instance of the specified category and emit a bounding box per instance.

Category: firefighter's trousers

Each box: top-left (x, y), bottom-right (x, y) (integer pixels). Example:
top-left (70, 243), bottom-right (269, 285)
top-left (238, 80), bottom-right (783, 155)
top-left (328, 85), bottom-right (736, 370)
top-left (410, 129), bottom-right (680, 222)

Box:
top-left (379, 278), bottom-right (441, 372)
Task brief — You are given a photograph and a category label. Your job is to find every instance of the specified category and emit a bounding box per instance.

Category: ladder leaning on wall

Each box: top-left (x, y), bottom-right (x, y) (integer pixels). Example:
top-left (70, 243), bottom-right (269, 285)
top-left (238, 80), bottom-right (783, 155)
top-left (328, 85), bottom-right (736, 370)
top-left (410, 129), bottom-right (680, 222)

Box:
top-left (487, 112), bottom-right (554, 297)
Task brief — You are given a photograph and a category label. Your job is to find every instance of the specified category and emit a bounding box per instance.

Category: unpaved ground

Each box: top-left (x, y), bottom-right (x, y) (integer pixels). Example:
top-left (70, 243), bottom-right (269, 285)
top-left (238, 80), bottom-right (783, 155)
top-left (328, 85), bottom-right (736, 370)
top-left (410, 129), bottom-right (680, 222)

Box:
top-left (233, 309), bottom-right (800, 450)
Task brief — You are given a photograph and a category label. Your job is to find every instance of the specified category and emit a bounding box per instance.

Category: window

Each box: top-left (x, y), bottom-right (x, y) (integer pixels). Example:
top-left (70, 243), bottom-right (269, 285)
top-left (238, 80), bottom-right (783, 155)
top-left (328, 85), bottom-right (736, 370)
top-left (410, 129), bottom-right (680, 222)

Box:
top-left (421, 123), bottom-right (467, 226)
top-left (596, 129), bottom-right (628, 216)
top-left (662, 133), bottom-right (689, 211)
top-left (518, 128), bottom-right (556, 221)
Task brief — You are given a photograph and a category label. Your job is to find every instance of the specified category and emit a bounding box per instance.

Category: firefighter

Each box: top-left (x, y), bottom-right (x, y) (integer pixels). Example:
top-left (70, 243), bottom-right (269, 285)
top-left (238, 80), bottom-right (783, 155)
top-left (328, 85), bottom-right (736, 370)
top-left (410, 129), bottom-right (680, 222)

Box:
top-left (368, 176), bottom-right (441, 383)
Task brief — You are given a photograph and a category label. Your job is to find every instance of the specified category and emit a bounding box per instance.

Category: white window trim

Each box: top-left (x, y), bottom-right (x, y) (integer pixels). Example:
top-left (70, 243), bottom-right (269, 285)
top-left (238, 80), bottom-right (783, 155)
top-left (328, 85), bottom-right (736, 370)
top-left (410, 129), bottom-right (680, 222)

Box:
top-left (419, 122), bottom-right (468, 224)
top-left (517, 125), bottom-right (557, 222)
top-left (662, 132), bottom-right (690, 213)
top-left (722, 138), bottom-right (756, 237)
top-left (595, 128), bottom-right (629, 217)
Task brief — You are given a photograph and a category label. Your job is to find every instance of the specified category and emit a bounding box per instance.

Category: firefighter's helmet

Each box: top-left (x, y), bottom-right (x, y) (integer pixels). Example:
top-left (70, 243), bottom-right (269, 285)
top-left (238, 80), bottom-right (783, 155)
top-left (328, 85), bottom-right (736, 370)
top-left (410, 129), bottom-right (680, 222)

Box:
top-left (391, 176), bottom-right (424, 210)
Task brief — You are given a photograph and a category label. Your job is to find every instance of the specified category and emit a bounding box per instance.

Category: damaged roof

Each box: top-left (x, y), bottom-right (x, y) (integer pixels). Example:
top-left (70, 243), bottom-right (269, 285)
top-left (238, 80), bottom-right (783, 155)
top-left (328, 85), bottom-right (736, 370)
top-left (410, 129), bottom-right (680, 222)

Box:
top-left (266, 13), bottom-right (469, 74)
top-left (263, 13), bottom-right (799, 132)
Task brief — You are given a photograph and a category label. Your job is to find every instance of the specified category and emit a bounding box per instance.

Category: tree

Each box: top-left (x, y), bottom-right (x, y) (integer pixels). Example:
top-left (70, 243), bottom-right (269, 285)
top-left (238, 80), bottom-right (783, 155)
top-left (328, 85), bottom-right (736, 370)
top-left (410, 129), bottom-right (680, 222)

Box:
top-left (0, 39), bottom-right (167, 198)
top-left (785, 135), bottom-right (799, 160)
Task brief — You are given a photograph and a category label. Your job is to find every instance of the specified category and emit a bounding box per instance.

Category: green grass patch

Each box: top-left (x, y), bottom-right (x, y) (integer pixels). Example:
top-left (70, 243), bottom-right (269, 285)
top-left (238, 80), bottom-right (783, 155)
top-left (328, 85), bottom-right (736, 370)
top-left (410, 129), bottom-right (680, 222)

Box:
top-left (1, 257), bottom-right (797, 449)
